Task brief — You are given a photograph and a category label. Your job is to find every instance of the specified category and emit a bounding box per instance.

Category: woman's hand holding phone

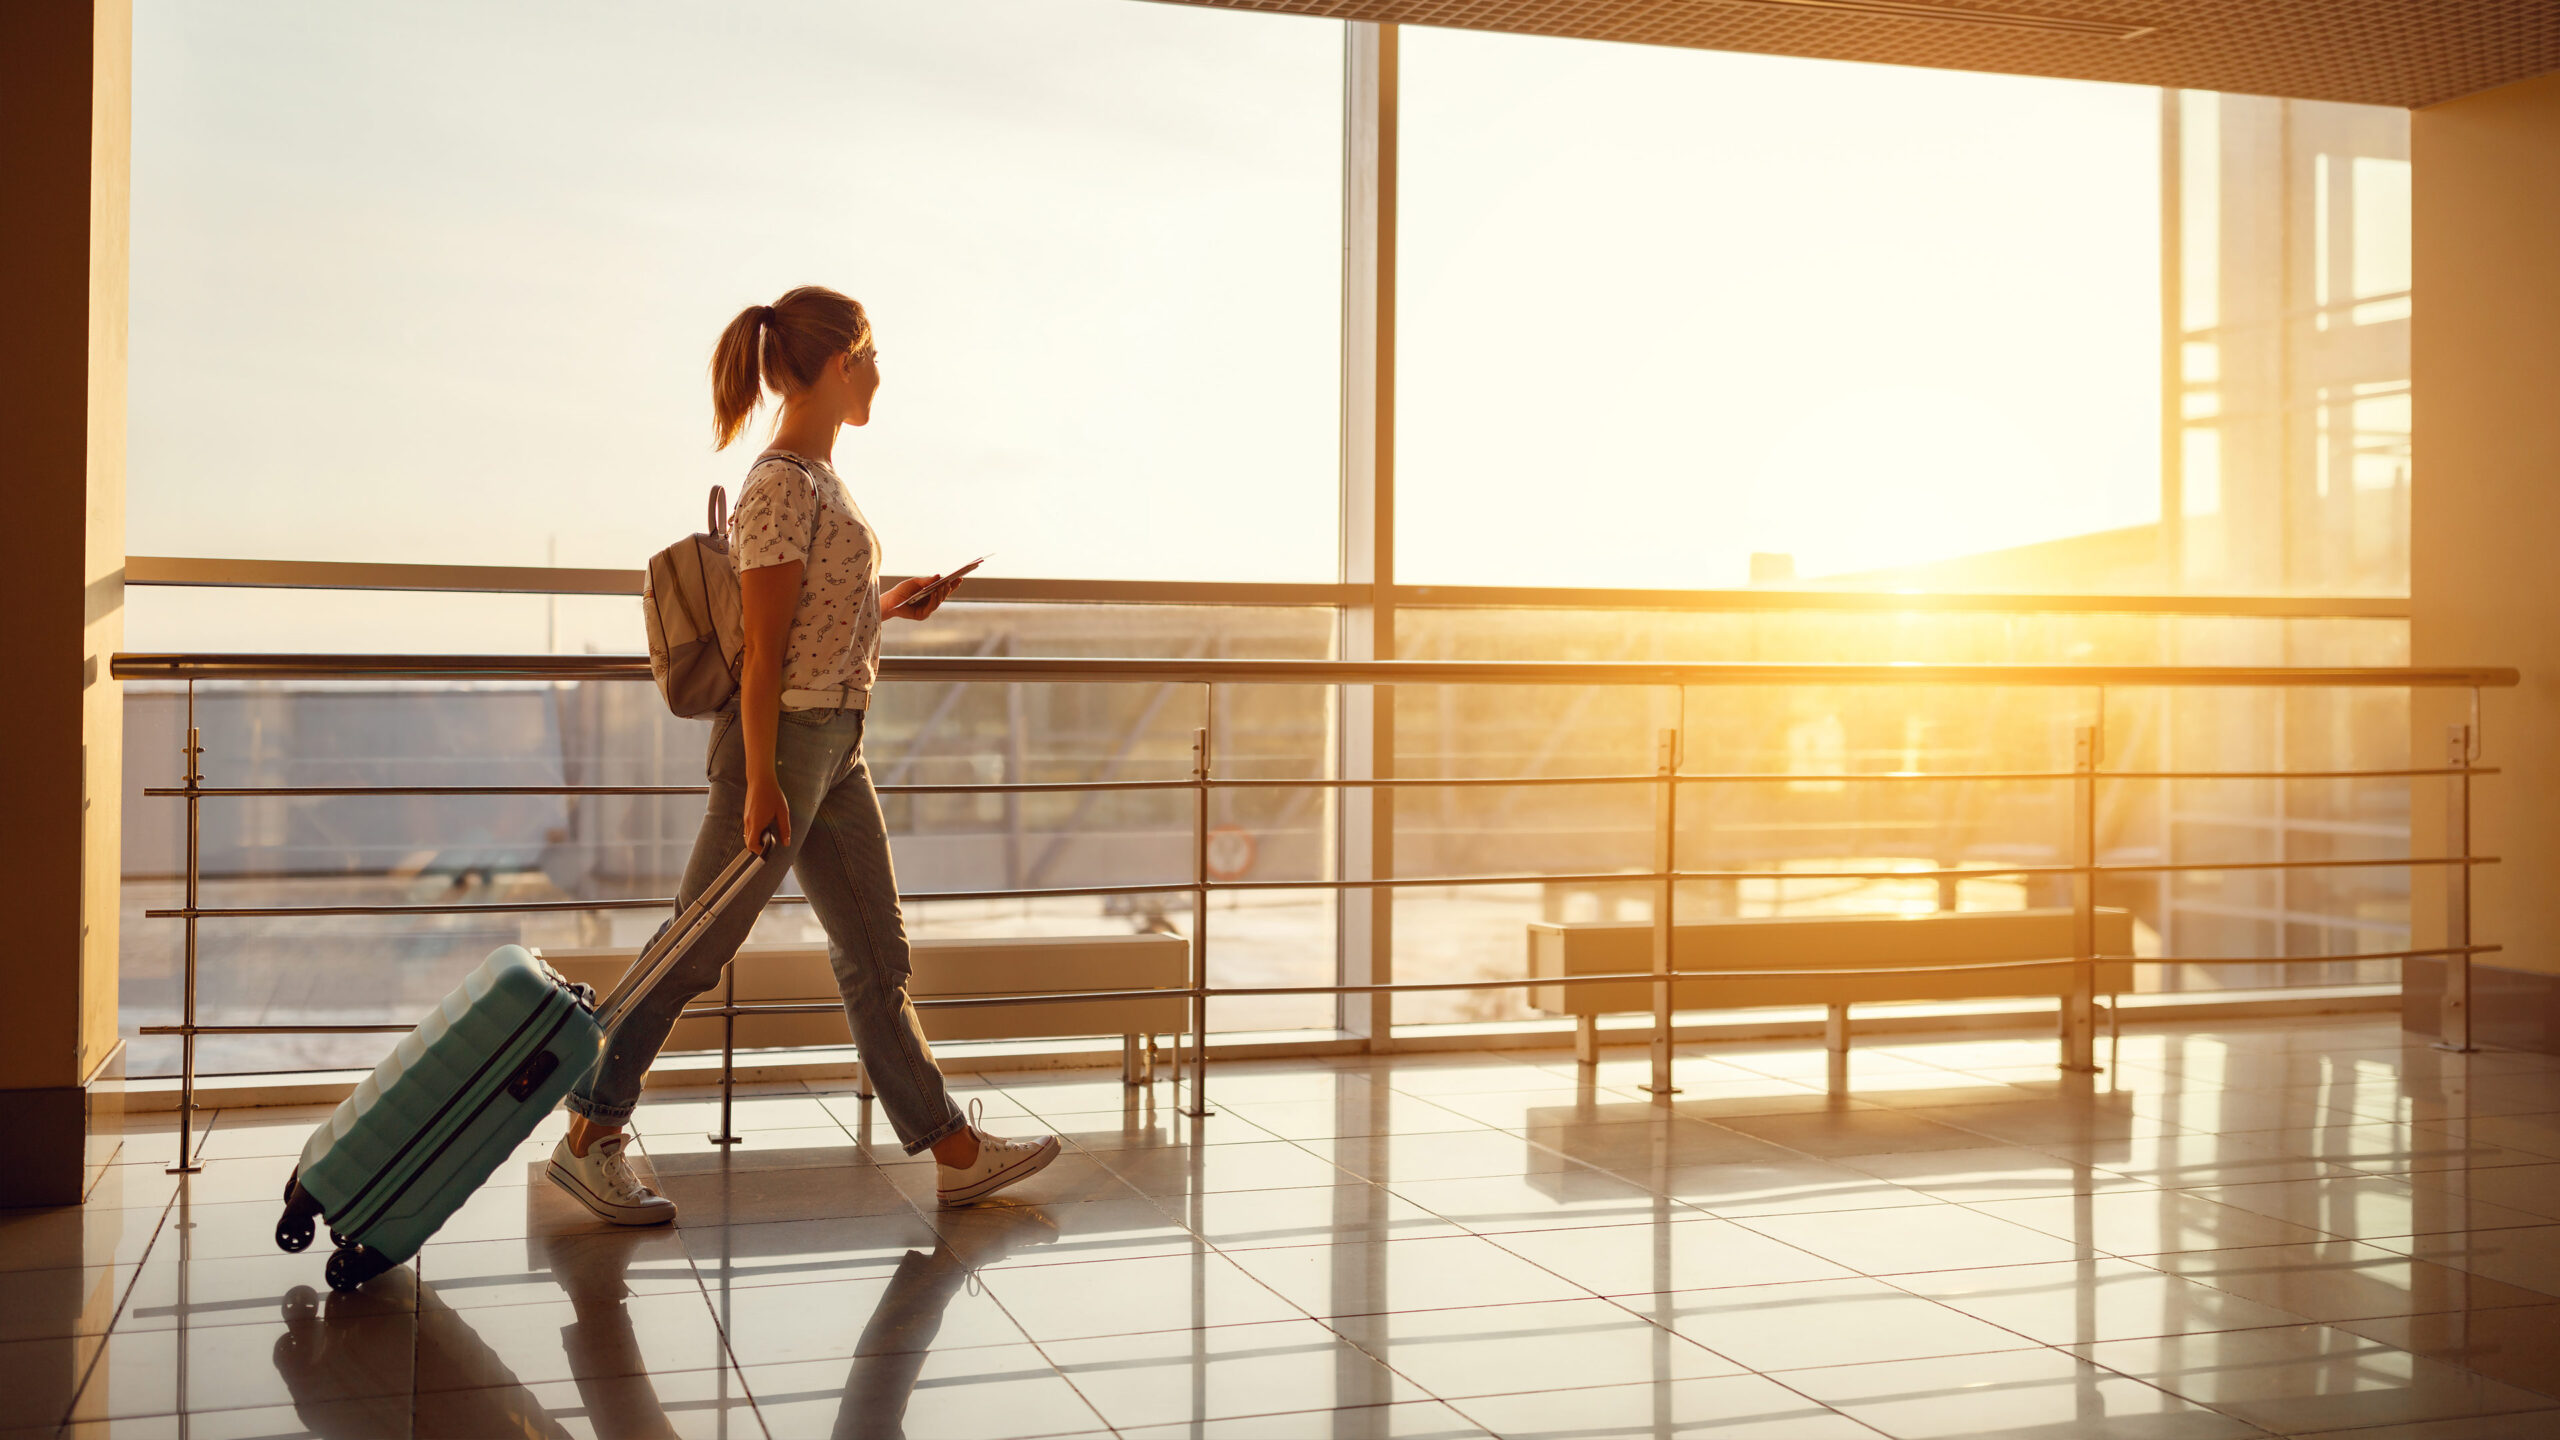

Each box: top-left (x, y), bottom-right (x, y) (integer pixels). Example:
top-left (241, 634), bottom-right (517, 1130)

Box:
top-left (883, 554), bottom-right (988, 621)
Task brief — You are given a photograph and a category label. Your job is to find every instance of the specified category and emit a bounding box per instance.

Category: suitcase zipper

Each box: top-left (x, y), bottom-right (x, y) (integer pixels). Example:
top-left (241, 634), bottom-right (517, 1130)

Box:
top-left (330, 988), bottom-right (571, 1236)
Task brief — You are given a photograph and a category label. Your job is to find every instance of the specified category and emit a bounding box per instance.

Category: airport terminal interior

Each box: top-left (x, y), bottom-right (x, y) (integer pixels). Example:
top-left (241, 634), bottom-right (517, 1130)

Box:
top-left (9, 0), bottom-right (2560, 1435)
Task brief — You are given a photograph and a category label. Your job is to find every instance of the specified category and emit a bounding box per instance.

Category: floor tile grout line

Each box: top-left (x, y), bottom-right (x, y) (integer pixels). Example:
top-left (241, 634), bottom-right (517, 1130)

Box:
top-left (54, 1186), bottom-right (183, 1431)
top-left (676, 1196), bottom-right (776, 1440)
top-left (967, 1244), bottom-right (1132, 1439)
top-left (1862, 1260), bottom-right (2338, 1346)
top-left (680, 1182), bottom-right (919, 1440)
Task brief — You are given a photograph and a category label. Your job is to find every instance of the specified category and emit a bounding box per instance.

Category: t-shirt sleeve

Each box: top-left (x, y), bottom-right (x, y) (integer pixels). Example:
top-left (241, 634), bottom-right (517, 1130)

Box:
top-left (729, 460), bottom-right (814, 572)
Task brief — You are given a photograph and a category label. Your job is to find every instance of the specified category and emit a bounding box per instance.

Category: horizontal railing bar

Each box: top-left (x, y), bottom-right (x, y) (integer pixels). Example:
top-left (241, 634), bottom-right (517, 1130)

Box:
top-left (1210, 960), bottom-right (2175, 991)
top-left (144, 899), bottom-right (689, 919)
top-left (144, 868), bottom-right (1945, 918)
top-left (1228, 767), bottom-right (2500, 789)
top-left (655, 941), bottom-right (2508, 1012)
top-left (880, 780), bottom-right (1199, 796)
top-left (1215, 773), bottom-right (1661, 789)
top-left (140, 1024), bottom-right (413, 1035)
top-left (150, 944), bottom-right (2506, 1039)
top-left (2100, 768), bottom-right (2500, 781)
top-left (134, 765), bottom-right (2501, 802)
top-left (119, 558), bottom-right (1362, 608)
top-left (142, 785), bottom-right (713, 798)
top-left (920, 659), bottom-right (2516, 688)
top-left (1241, 855), bottom-right (2496, 892)
top-left (136, 945), bottom-right (2504, 1038)
top-left (1392, 585), bottom-right (2412, 619)
top-left (2087, 856), bottom-right (2485, 876)
top-left (110, 652), bottom-right (2519, 688)
top-left (141, 854), bottom-right (2499, 919)
top-left (142, 880), bottom-right (1197, 920)
top-left (122, 557), bottom-right (2415, 618)
top-left (895, 882), bottom-right (1201, 903)
top-left (140, 780), bottom-right (1202, 799)
top-left (126, 557), bottom-right (651, 597)
top-left (2106, 946), bottom-right (2501, 966)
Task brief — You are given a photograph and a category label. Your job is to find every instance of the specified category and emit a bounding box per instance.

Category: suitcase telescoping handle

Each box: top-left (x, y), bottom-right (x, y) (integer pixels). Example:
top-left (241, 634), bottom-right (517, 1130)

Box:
top-left (594, 827), bottom-right (778, 1030)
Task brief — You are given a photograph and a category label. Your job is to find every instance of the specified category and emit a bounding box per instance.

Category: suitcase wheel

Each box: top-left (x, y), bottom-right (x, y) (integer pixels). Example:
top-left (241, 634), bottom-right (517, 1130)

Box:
top-left (324, 1245), bottom-right (393, 1294)
top-left (275, 1181), bottom-right (322, 1254)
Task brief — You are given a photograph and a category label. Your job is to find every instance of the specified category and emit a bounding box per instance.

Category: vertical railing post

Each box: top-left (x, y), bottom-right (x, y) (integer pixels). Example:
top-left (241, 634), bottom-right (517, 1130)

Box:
top-left (1641, 726), bottom-right (1681, 1096)
top-left (172, 681), bottom-right (204, 1175)
top-left (2437, 723), bottom-right (2477, 1054)
top-left (1186, 719), bottom-right (1214, 1118)
top-left (2060, 724), bottom-right (2101, 1073)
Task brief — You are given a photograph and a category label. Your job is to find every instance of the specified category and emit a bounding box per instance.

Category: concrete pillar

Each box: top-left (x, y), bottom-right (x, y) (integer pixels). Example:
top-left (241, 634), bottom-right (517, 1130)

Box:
top-left (2409, 69), bottom-right (2560, 1052)
top-left (0, 0), bottom-right (132, 1205)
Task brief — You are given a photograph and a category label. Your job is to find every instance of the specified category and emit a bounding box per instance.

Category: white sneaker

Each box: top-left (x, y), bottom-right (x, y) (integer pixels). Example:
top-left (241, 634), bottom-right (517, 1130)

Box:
top-left (937, 1100), bottom-right (1060, 1207)
top-left (546, 1133), bottom-right (677, 1226)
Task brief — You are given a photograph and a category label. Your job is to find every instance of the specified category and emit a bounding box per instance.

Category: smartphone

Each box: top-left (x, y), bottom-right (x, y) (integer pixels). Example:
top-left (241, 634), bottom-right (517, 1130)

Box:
top-left (902, 554), bottom-right (990, 609)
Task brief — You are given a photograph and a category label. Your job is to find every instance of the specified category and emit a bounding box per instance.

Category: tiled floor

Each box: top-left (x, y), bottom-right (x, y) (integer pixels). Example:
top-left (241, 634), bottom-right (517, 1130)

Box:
top-left (13, 1017), bottom-right (2560, 1438)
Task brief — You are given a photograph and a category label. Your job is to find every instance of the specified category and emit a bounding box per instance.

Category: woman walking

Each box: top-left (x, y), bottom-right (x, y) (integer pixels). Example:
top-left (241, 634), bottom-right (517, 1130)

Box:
top-left (547, 286), bottom-right (1059, 1223)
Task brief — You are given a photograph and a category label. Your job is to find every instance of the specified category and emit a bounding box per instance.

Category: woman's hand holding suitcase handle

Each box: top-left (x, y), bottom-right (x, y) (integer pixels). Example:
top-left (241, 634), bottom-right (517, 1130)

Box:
top-left (745, 770), bottom-right (790, 855)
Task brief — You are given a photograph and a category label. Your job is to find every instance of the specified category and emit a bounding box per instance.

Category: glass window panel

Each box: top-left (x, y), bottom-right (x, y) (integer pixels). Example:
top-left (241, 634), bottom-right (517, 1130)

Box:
top-left (2175, 95), bottom-right (2406, 596)
top-left (1397, 28), bottom-right (2162, 592)
top-left (2179, 90), bottom-right (2222, 334)
top-left (2352, 157), bottom-right (2414, 301)
top-left (129, 0), bottom-right (1341, 584)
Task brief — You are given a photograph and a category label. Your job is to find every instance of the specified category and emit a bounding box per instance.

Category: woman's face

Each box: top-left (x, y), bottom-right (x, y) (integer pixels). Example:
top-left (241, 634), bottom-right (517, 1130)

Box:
top-left (837, 346), bottom-right (881, 427)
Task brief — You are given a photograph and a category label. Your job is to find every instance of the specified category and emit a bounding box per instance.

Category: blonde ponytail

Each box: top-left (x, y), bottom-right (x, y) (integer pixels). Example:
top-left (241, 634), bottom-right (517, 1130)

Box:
top-left (708, 288), bottom-right (873, 450)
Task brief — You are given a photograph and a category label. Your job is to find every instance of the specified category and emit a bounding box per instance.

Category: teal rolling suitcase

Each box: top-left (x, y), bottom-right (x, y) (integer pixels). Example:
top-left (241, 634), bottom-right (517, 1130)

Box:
top-left (275, 843), bottom-right (767, 1291)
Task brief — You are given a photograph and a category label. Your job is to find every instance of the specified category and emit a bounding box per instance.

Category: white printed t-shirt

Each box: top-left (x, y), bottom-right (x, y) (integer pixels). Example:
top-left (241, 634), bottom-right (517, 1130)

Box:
top-left (727, 450), bottom-right (882, 709)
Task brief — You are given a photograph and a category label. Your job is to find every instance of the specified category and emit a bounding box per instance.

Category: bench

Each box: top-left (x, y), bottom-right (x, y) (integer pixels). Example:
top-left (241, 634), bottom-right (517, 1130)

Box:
top-left (536, 933), bottom-right (1191, 1086)
top-left (1527, 907), bottom-right (2136, 1063)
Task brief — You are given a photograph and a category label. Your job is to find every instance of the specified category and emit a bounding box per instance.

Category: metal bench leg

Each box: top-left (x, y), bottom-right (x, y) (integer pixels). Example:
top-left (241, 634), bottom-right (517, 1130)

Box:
top-left (852, 1058), bottom-right (874, 1100)
top-left (1123, 1034), bottom-right (1145, 1086)
top-left (1575, 1015), bottom-right (1600, 1067)
top-left (1825, 1003), bottom-right (1851, 1055)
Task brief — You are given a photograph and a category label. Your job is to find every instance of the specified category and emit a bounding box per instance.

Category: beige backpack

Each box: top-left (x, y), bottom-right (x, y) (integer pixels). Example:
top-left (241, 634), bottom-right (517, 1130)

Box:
top-left (641, 455), bottom-right (812, 717)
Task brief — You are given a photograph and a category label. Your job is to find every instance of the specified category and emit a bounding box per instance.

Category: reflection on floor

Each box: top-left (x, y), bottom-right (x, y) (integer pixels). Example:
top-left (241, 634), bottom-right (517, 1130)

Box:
top-left (12, 1018), bottom-right (2560, 1438)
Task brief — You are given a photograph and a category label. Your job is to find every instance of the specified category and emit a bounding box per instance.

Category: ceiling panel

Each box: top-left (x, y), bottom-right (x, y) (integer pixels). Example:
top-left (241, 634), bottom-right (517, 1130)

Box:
top-left (1157, 0), bottom-right (2560, 107)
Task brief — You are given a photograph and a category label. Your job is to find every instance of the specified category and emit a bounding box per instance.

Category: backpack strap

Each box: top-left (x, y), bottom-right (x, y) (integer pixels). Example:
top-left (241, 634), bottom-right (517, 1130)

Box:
top-left (748, 450), bottom-right (825, 557)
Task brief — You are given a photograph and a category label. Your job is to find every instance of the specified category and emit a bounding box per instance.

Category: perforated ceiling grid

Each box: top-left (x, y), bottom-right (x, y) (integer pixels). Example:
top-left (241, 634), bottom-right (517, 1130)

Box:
top-left (1162, 0), bottom-right (2560, 107)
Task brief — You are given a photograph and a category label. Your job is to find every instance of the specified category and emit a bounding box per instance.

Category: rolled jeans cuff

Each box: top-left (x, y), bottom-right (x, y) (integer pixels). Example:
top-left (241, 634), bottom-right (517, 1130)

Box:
top-left (562, 1091), bottom-right (636, 1128)
top-left (904, 1110), bottom-right (969, 1157)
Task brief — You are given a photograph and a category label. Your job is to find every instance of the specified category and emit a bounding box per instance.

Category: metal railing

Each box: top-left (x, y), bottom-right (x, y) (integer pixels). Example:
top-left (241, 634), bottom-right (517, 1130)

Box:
top-left (124, 555), bottom-right (2418, 617)
top-left (112, 651), bottom-right (2516, 1173)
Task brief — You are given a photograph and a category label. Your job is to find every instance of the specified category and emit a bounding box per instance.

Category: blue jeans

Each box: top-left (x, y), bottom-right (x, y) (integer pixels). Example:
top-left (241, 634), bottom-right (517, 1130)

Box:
top-left (565, 706), bottom-right (968, 1155)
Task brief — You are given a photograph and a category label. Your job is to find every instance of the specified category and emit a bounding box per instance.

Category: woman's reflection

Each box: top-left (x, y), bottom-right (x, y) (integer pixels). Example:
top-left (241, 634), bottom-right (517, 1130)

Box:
top-left (275, 1200), bottom-right (1060, 1439)
top-left (275, 1271), bottom-right (571, 1440)
top-left (541, 1226), bottom-right (688, 1440)
top-left (834, 1203), bottom-right (1060, 1438)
